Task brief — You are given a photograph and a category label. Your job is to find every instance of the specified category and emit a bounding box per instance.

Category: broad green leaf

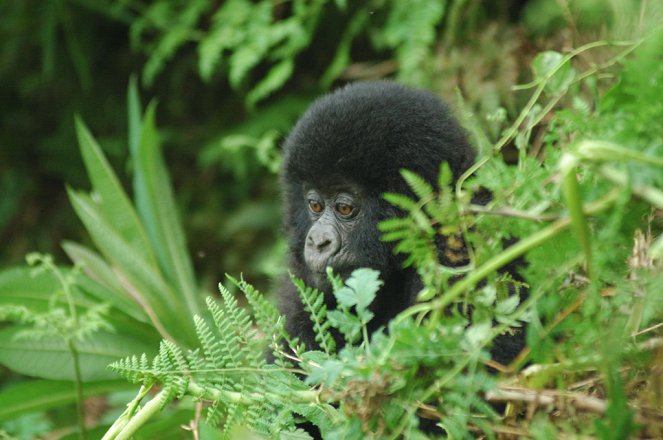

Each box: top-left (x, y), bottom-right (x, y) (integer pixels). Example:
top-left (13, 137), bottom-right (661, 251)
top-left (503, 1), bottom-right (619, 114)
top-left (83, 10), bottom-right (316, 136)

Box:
top-left (0, 379), bottom-right (134, 422)
top-left (334, 287), bottom-right (358, 308)
top-left (133, 103), bottom-right (200, 319)
top-left (74, 116), bottom-right (157, 268)
top-left (0, 326), bottom-right (157, 381)
top-left (0, 266), bottom-right (60, 312)
top-left (0, 266), bottom-right (152, 332)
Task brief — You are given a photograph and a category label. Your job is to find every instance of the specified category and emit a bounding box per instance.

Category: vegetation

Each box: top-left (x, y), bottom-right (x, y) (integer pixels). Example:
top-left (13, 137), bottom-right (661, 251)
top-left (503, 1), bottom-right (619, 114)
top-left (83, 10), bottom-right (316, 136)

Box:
top-left (1, 0), bottom-right (662, 438)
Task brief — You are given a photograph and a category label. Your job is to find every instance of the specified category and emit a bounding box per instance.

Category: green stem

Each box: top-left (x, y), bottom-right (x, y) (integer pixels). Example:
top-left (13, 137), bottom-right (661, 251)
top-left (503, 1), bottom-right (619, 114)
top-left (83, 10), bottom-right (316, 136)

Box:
top-left (112, 390), bottom-right (167, 440)
top-left (102, 385), bottom-right (153, 440)
top-left (455, 38), bottom-right (643, 201)
top-left (560, 153), bottom-right (593, 278)
top-left (67, 339), bottom-right (87, 440)
top-left (599, 165), bottom-right (663, 209)
top-left (421, 188), bottom-right (621, 324)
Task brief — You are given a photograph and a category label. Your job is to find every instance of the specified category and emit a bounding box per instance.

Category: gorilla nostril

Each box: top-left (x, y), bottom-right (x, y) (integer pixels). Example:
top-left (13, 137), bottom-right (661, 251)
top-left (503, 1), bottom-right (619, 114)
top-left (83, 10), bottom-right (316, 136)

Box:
top-left (317, 238), bottom-right (331, 250)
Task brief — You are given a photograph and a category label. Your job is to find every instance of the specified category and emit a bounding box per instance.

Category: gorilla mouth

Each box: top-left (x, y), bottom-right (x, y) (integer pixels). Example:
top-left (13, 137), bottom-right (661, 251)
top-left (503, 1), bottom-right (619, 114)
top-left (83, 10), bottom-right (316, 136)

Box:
top-left (306, 255), bottom-right (357, 279)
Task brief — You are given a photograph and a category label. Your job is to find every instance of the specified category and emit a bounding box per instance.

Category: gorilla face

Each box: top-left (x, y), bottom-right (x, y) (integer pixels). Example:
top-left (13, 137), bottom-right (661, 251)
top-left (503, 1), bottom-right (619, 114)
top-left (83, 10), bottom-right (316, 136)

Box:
top-left (303, 186), bottom-right (360, 273)
top-left (299, 181), bottom-right (391, 289)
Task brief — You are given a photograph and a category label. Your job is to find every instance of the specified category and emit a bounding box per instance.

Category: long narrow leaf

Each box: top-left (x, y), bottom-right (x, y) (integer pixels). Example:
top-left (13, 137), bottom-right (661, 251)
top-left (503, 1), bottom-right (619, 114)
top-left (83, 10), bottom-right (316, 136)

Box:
top-left (67, 188), bottom-right (187, 339)
top-left (61, 244), bottom-right (151, 323)
top-left (127, 75), bottom-right (142, 158)
top-left (74, 116), bottom-right (157, 268)
top-left (133, 103), bottom-right (200, 318)
top-left (62, 240), bottom-right (126, 296)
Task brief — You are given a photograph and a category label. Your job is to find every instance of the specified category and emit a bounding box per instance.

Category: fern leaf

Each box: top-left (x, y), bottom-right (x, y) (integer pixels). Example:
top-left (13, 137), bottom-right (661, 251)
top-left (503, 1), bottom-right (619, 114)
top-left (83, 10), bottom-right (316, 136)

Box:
top-left (401, 169), bottom-right (434, 202)
top-left (193, 314), bottom-right (226, 371)
top-left (383, 192), bottom-right (419, 211)
top-left (206, 296), bottom-right (244, 368)
top-left (290, 275), bottom-right (336, 355)
top-left (246, 59), bottom-right (294, 107)
top-left (159, 340), bottom-right (190, 400)
top-left (227, 276), bottom-right (281, 338)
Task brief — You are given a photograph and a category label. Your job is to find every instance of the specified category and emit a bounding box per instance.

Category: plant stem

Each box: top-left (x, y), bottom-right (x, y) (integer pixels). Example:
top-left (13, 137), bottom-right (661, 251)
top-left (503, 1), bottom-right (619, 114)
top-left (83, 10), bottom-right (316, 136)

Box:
top-left (68, 339), bottom-right (87, 440)
top-left (424, 188), bottom-right (622, 324)
top-left (112, 389), bottom-right (167, 440)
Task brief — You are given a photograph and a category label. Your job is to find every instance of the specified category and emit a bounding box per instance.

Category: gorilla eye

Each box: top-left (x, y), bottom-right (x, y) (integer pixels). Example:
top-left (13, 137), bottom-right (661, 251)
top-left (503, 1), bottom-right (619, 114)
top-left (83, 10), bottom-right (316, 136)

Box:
top-left (308, 200), bottom-right (324, 214)
top-left (336, 203), bottom-right (354, 217)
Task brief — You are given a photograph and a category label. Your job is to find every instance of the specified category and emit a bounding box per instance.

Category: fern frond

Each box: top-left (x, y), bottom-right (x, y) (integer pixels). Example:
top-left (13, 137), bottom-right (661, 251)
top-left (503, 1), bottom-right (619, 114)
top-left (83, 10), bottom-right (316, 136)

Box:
top-left (382, 192), bottom-right (419, 211)
top-left (109, 354), bottom-right (153, 384)
top-left (220, 399), bottom-right (241, 438)
top-left (216, 289), bottom-right (253, 342)
top-left (193, 314), bottom-right (227, 374)
top-left (401, 169), bottom-right (434, 202)
top-left (205, 297), bottom-right (244, 368)
top-left (206, 399), bottom-right (224, 430)
top-left (227, 275), bottom-right (281, 337)
top-left (290, 275), bottom-right (336, 355)
top-left (158, 339), bottom-right (190, 401)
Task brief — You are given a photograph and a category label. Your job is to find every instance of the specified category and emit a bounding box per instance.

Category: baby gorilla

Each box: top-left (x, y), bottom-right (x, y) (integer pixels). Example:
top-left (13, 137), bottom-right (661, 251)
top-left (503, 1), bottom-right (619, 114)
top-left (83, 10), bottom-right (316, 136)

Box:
top-left (278, 80), bottom-right (479, 351)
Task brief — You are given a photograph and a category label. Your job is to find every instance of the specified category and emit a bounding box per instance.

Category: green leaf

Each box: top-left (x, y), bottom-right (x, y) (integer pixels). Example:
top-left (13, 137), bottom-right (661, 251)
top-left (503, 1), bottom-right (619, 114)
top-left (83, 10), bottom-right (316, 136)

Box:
top-left (401, 169), bottom-right (434, 202)
top-left (382, 192), bottom-right (418, 211)
top-left (246, 59), bottom-right (294, 107)
top-left (334, 287), bottom-right (357, 308)
top-left (127, 75), bottom-right (142, 158)
top-left (0, 326), bottom-right (157, 381)
top-left (327, 310), bottom-right (361, 343)
top-left (67, 188), bottom-right (181, 330)
top-left (0, 267), bottom-right (60, 312)
top-left (62, 240), bottom-right (125, 297)
top-left (532, 50), bottom-right (576, 95)
top-left (0, 379), bottom-right (135, 422)
top-left (305, 358), bottom-right (344, 386)
top-left (0, 266), bottom-right (158, 340)
top-left (461, 322), bottom-right (492, 352)
top-left (74, 116), bottom-right (157, 268)
top-left (344, 268), bottom-right (382, 311)
top-left (495, 295), bottom-right (520, 315)
top-left (133, 103), bottom-right (200, 319)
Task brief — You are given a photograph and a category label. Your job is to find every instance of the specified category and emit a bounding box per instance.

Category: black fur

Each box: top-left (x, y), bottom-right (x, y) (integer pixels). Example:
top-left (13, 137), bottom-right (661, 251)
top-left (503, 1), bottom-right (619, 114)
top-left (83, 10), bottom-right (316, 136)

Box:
top-left (278, 80), bottom-right (480, 352)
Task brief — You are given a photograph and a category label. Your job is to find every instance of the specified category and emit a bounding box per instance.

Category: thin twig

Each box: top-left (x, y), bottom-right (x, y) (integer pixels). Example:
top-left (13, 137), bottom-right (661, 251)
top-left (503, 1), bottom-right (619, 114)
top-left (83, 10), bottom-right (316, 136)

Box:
top-left (465, 204), bottom-right (560, 221)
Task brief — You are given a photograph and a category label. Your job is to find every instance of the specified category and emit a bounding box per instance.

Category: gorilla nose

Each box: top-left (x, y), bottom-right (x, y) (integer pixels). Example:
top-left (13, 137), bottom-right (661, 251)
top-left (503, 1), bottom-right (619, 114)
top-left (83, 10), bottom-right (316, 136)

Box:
top-left (304, 227), bottom-right (340, 272)
top-left (308, 230), bottom-right (339, 253)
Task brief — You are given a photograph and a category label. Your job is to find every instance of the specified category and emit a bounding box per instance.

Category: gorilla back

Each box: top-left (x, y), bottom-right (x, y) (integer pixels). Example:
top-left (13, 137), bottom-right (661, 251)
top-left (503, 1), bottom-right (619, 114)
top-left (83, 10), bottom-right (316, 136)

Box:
top-left (279, 81), bottom-right (476, 351)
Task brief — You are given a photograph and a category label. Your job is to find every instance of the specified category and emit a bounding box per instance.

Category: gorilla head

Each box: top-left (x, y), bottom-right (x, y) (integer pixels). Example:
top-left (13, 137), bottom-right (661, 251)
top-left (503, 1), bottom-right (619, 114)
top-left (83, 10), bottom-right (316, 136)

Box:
top-left (279, 80), bottom-right (475, 349)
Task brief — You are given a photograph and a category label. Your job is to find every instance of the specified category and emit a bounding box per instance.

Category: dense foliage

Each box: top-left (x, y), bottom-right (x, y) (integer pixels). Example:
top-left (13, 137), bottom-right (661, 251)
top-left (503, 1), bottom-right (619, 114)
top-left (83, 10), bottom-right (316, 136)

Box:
top-left (1, 0), bottom-right (662, 439)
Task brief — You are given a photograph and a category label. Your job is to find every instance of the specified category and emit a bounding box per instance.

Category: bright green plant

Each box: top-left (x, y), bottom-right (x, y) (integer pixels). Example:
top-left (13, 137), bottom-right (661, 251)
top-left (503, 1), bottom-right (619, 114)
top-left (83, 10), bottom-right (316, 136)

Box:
top-left (0, 80), bottom-right (206, 438)
top-left (99, 28), bottom-right (663, 439)
top-left (126, 0), bottom-right (454, 104)
top-left (2, 16), bottom-right (663, 440)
